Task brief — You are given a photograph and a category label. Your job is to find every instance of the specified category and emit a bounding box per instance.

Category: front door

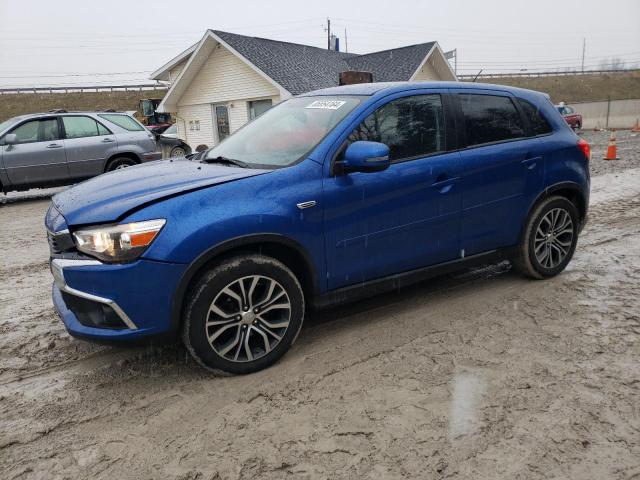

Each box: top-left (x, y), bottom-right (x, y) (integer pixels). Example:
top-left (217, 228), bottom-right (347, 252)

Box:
top-left (213, 104), bottom-right (230, 143)
top-left (323, 92), bottom-right (461, 290)
top-left (0, 117), bottom-right (68, 187)
top-left (61, 116), bottom-right (117, 180)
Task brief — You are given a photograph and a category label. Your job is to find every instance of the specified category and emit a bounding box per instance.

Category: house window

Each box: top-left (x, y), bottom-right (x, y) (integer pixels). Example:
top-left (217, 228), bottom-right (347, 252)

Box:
top-left (248, 99), bottom-right (273, 120)
top-left (189, 120), bottom-right (200, 131)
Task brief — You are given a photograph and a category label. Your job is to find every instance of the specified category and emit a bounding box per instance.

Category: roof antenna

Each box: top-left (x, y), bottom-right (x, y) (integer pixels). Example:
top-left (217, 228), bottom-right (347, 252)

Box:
top-left (472, 69), bottom-right (483, 82)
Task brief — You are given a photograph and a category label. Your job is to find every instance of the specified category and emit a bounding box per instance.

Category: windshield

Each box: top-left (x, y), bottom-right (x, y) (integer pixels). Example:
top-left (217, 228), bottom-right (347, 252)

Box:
top-left (204, 96), bottom-right (362, 168)
top-left (164, 124), bottom-right (177, 134)
top-left (0, 117), bottom-right (19, 134)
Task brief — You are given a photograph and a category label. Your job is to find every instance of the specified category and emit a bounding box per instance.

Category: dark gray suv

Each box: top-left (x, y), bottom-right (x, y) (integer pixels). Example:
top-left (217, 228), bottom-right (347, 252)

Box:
top-left (0, 111), bottom-right (160, 193)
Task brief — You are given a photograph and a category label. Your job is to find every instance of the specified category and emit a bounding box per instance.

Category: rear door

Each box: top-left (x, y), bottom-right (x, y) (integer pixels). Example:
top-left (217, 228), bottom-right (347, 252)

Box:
top-left (0, 117), bottom-right (68, 187)
top-left (453, 90), bottom-right (544, 255)
top-left (323, 91), bottom-right (462, 289)
top-left (61, 115), bottom-right (117, 180)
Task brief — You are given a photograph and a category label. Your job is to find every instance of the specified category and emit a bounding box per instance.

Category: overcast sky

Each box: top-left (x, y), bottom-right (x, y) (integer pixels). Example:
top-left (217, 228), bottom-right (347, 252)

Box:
top-left (0, 0), bottom-right (638, 88)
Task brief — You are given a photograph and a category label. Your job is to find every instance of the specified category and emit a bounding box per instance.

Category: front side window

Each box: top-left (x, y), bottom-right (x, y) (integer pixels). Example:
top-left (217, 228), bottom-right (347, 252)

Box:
top-left (98, 114), bottom-right (144, 131)
top-left (248, 99), bottom-right (273, 120)
top-left (205, 96), bottom-right (362, 168)
top-left (517, 98), bottom-right (552, 136)
top-left (8, 119), bottom-right (59, 144)
top-left (348, 94), bottom-right (446, 161)
top-left (10, 120), bottom-right (40, 144)
top-left (40, 119), bottom-right (60, 141)
top-left (459, 94), bottom-right (525, 147)
top-left (63, 116), bottom-right (105, 139)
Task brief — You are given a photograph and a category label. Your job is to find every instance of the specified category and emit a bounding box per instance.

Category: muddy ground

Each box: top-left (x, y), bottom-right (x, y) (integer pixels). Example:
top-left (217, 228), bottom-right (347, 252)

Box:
top-left (1, 131), bottom-right (639, 479)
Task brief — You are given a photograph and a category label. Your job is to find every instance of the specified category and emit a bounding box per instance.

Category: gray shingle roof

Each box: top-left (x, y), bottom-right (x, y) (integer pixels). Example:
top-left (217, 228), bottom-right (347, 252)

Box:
top-left (211, 30), bottom-right (436, 95)
top-left (345, 43), bottom-right (435, 82)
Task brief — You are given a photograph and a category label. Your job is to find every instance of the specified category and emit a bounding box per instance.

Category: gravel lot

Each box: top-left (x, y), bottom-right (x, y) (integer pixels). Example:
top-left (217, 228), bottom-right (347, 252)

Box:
top-left (1, 130), bottom-right (639, 479)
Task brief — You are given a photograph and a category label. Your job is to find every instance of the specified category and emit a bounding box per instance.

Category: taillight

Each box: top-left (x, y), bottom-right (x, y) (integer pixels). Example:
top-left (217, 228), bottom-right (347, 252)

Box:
top-left (577, 138), bottom-right (590, 161)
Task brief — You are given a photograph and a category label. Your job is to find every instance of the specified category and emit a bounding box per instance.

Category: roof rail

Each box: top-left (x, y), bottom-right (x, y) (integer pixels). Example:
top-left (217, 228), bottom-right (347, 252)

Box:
top-left (48, 109), bottom-right (67, 113)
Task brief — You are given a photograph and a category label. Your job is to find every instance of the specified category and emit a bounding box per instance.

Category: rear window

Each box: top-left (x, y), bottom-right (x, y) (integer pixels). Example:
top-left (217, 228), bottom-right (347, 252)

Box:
top-left (459, 94), bottom-right (525, 147)
top-left (99, 114), bottom-right (145, 131)
top-left (517, 98), bottom-right (552, 136)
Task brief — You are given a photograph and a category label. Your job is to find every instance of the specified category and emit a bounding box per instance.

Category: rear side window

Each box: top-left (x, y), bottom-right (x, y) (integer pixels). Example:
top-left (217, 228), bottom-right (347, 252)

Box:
top-left (459, 94), bottom-right (525, 147)
top-left (63, 116), bottom-right (107, 139)
top-left (517, 98), bottom-right (552, 136)
top-left (348, 94), bottom-right (446, 161)
top-left (99, 114), bottom-right (144, 131)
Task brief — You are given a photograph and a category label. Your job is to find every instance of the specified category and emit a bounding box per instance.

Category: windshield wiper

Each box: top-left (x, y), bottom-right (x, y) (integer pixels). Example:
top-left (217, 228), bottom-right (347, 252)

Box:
top-left (203, 155), bottom-right (248, 168)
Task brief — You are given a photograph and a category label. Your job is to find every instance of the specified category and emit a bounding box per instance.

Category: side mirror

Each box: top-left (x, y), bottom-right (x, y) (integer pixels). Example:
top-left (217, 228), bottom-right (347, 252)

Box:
top-left (342, 141), bottom-right (390, 173)
top-left (4, 133), bottom-right (17, 145)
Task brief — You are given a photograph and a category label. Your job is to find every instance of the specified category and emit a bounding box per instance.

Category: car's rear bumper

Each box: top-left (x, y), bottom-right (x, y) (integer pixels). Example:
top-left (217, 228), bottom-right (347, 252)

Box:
top-left (51, 257), bottom-right (185, 341)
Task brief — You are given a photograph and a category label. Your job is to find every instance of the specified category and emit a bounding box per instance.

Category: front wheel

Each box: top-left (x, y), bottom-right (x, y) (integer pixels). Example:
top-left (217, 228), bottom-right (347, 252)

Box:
top-left (106, 157), bottom-right (136, 172)
top-left (170, 145), bottom-right (188, 157)
top-left (514, 196), bottom-right (579, 279)
top-left (182, 255), bottom-right (305, 374)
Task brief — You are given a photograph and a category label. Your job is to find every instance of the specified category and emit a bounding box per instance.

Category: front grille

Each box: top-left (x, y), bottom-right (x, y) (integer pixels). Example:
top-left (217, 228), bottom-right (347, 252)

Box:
top-left (47, 230), bottom-right (75, 255)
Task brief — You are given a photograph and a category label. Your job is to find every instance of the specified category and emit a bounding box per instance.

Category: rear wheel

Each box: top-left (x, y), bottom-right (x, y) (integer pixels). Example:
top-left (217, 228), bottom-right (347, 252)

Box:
top-left (106, 157), bottom-right (136, 172)
top-left (514, 196), bottom-right (579, 279)
top-left (182, 255), bottom-right (305, 374)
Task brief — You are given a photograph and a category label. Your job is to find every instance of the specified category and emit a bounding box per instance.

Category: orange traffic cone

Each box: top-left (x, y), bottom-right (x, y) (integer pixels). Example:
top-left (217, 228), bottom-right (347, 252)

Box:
top-left (603, 130), bottom-right (619, 160)
top-left (632, 119), bottom-right (640, 133)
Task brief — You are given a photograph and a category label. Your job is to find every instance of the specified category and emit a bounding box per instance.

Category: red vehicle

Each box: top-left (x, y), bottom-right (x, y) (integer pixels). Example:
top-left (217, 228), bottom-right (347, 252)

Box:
top-left (556, 103), bottom-right (582, 131)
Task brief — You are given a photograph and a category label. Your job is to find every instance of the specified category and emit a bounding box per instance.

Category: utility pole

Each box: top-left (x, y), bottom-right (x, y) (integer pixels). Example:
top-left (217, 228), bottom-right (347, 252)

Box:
top-left (325, 18), bottom-right (331, 50)
top-left (344, 28), bottom-right (348, 53)
top-left (581, 38), bottom-right (586, 72)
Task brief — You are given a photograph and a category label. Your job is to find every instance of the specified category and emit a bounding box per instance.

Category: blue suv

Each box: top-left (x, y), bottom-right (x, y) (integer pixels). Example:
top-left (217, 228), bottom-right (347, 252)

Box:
top-left (46, 82), bottom-right (590, 374)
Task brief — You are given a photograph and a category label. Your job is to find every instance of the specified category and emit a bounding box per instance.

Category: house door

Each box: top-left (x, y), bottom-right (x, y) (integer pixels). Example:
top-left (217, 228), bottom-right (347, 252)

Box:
top-left (213, 104), bottom-right (230, 143)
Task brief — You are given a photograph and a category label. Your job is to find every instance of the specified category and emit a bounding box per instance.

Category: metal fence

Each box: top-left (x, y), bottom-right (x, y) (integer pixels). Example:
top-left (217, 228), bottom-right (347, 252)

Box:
top-left (458, 68), bottom-right (640, 80)
top-left (0, 84), bottom-right (169, 95)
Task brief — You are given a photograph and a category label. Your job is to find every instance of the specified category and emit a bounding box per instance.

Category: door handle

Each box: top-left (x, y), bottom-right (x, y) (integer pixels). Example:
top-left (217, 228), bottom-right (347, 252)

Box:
top-left (46, 143), bottom-right (62, 149)
top-left (101, 138), bottom-right (115, 143)
top-left (521, 155), bottom-right (542, 170)
top-left (430, 174), bottom-right (458, 194)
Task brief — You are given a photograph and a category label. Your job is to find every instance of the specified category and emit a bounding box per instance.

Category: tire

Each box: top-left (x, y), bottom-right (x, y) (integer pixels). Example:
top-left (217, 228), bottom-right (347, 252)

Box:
top-left (182, 254), bottom-right (305, 374)
top-left (170, 145), bottom-right (188, 157)
top-left (106, 157), bottom-right (136, 172)
top-left (514, 196), bottom-right (580, 279)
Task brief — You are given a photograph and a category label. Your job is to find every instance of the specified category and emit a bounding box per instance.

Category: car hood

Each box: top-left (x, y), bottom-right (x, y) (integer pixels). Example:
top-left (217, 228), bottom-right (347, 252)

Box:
top-left (53, 159), bottom-right (268, 226)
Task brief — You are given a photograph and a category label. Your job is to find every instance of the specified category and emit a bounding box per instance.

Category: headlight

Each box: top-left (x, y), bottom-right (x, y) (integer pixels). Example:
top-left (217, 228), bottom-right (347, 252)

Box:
top-left (73, 219), bottom-right (166, 262)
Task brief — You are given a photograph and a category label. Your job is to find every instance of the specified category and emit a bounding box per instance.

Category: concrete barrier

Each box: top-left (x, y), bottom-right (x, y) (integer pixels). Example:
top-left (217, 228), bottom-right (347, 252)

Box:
top-left (572, 98), bottom-right (640, 130)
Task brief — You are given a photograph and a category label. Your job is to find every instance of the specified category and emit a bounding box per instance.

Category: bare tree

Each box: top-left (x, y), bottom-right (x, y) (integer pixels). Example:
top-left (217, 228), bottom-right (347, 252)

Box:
top-left (599, 57), bottom-right (626, 70)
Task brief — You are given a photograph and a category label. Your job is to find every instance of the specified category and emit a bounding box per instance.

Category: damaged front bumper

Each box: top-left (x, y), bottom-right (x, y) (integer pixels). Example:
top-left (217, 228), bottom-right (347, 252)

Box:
top-left (51, 257), bottom-right (185, 341)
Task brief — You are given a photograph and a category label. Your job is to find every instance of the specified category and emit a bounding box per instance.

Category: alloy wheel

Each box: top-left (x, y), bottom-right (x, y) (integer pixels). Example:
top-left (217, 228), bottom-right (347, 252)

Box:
top-left (533, 208), bottom-right (574, 269)
top-left (205, 275), bottom-right (291, 362)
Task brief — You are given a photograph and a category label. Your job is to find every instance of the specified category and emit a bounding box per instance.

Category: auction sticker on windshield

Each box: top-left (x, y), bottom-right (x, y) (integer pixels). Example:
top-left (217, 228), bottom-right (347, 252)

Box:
top-left (306, 100), bottom-right (346, 110)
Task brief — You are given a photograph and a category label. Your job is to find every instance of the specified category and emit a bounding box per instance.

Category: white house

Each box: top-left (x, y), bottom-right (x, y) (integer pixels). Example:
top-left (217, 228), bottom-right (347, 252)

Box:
top-left (151, 30), bottom-right (457, 150)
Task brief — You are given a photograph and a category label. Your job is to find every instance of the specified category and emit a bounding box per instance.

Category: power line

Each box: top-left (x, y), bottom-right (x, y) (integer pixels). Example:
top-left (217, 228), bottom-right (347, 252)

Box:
top-left (0, 71), bottom-right (153, 79)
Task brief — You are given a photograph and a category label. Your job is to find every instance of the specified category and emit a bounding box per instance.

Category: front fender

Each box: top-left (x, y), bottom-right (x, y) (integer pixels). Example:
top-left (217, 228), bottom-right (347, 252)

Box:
top-left (127, 159), bottom-right (325, 286)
